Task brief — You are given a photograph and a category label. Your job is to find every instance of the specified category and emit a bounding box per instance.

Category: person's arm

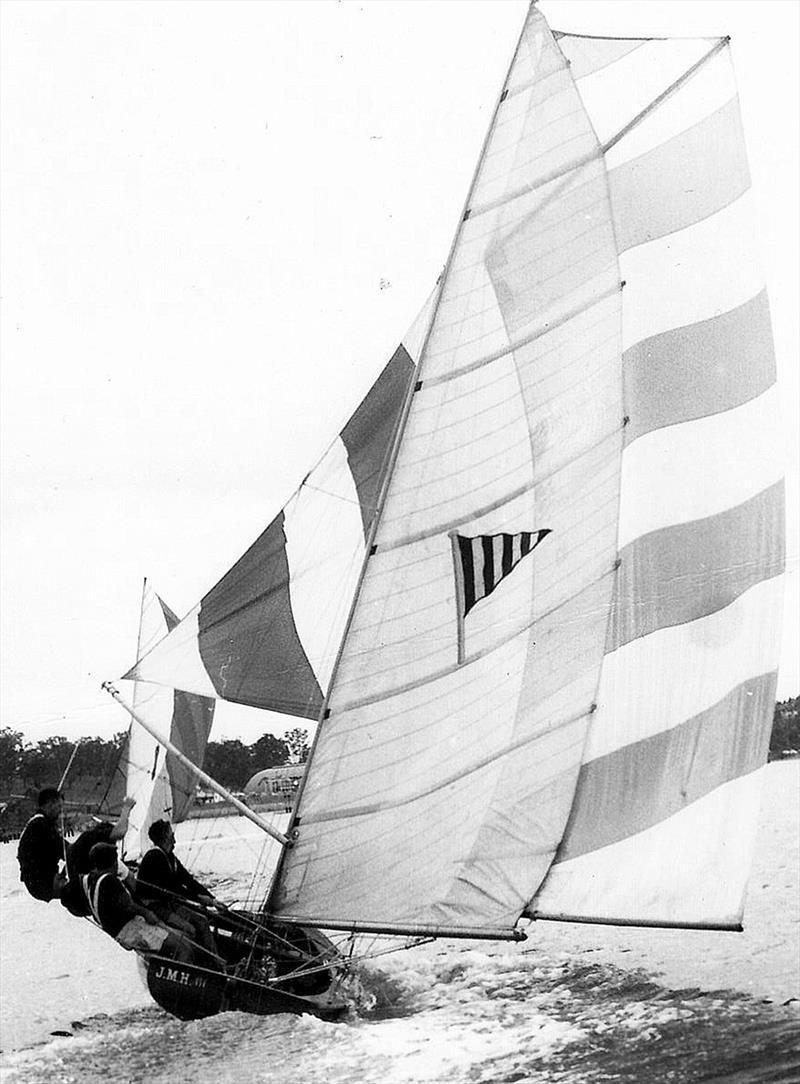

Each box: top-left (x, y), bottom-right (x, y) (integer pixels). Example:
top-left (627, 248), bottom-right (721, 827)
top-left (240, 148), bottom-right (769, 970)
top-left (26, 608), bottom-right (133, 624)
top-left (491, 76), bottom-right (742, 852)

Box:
top-left (107, 877), bottom-right (162, 926)
top-left (108, 797), bottom-right (135, 843)
top-left (174, 854), bottom-right (214, 905)
top-left (136, 849), bottom-right (172, 902)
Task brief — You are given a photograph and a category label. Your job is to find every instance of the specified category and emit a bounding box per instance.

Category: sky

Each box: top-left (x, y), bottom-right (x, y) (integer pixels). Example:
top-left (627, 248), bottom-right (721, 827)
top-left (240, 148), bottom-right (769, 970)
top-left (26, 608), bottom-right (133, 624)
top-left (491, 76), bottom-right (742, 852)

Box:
top-left (1, 0), bottom-right (798, 747)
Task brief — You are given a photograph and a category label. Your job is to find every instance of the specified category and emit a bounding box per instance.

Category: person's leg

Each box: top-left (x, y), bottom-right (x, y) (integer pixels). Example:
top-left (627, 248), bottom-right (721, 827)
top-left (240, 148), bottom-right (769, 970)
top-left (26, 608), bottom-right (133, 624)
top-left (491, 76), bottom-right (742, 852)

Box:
top-left (172, 903), bottom-right (221, 963)
top-left (162, 929), bottom-right (194, 964)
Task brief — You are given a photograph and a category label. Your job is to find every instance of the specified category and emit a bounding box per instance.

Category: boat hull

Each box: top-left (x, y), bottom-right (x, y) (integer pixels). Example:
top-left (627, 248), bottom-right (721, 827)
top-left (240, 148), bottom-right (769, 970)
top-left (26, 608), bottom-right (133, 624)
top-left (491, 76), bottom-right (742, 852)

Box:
top-left (140, 914), bottom-right (352, 1022)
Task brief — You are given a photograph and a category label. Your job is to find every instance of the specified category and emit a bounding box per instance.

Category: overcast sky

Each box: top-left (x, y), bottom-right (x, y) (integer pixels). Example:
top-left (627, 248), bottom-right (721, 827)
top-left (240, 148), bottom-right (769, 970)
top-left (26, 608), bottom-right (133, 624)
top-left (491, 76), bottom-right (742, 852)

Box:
top-left (2, 0), bottom-right (797, 746)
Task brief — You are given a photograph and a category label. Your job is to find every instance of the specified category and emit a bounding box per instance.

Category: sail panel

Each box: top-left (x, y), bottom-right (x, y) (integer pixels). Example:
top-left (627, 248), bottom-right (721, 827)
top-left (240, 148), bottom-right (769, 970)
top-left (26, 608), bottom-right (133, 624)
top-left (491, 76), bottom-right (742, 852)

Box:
top-left (272, 8), bottom-right (625, 932)
top-left (124, 299), bottom-right (436, 715)
top-left (555, 672), bottom-right (777, 864)
top-left (618, 391), bottom-right (783, 550)
top-left (610, 482), bottom-right (784, 652)
top-left (159, 597), bottom-right (215, 822)
top-left (197, 511), bottom-right (325, 717)
top-left (622, 290), bottom-right (775, 446)
top-left (608, 98), bottom-right (750, 253)
top-left (531, 33), bottom-right (784, 926)
top-left (533, 767), bottom-right (767, 928)
top-left (552, 36), bottom-right (647, 81)
top-left (567, 38), bottom-right (734, 166)
top-left (583, 575), bottom-right (784, 766)
top-left (341, 345), bottom-right (415, 537)
top-left (123, 587), bottom-right (215, 859)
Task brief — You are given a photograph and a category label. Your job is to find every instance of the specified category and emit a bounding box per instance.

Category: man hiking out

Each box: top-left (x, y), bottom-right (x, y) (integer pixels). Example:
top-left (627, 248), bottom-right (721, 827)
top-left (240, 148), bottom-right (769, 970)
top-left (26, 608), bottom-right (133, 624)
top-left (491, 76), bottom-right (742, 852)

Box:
top-left (136, 819), bottom-right (222, 965)
top-left (17, 787), bottom-right (68, 902)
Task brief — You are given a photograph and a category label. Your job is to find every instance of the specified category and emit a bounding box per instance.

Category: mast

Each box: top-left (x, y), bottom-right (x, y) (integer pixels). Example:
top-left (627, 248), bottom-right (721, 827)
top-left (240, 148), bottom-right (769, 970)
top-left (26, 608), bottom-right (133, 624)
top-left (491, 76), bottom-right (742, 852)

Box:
top-left (266, 3), bottom-right (535, 914)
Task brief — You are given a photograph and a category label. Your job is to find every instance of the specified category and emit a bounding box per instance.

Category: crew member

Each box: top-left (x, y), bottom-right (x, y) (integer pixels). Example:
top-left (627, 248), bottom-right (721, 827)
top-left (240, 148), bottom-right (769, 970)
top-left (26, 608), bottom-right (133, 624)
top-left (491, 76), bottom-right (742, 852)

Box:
top-left (17, 787), bottom-right (68, 902)
top-left (60, 796), bottom-right (136, 916)
top-left (136, 819), bottom-right (221, 964)
top-left (85, 842), bottom-right (194, 963)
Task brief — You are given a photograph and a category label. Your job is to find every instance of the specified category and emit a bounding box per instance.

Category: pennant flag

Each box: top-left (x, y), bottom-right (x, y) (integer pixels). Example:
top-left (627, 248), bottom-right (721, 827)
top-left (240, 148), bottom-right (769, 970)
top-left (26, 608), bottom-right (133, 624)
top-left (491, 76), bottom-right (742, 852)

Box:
top-left (449, 529), bottom-right (550, 665)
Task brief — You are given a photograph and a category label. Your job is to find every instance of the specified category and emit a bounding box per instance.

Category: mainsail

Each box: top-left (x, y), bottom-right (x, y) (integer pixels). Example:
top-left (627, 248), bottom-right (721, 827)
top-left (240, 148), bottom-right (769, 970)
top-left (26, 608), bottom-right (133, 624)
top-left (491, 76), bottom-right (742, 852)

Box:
top-left (121, 5), bottom-right (783, 936)
top-left (122, 581), bottom-right (215, 858)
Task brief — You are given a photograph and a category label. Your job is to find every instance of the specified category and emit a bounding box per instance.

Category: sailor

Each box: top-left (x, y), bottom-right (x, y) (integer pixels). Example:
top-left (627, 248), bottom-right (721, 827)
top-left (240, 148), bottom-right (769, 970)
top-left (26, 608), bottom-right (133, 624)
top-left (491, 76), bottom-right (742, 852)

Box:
top-left (60, 796), bottom-right (137, 917)
top-left (136, 819), bottom-right (221, 964)
top-left (17, 787), bottom-right (69, 902)
top-left (84, 842), bottom-right (194, 963)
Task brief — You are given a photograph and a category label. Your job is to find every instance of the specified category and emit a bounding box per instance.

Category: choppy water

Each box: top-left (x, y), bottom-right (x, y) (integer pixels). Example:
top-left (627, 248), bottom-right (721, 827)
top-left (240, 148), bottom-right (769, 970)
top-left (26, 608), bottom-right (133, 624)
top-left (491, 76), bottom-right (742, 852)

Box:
top-left (2, 944), bottom-right (798, 1084)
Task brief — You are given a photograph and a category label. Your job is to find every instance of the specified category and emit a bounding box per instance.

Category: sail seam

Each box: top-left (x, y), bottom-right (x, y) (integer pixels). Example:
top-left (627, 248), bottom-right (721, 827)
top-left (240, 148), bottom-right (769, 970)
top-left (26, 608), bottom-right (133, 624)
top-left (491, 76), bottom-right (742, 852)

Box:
top-left (500, 58), bottom-right (569, 105)
top-left (468, 147), bottom-right (600, 219)
top-left (423, 284), bottom-right (621, 388)
top-left (412, 323), bottom-right (619, 433)
top-left (333, 563), bottom-right (616, 714)
top-left (302, 705), bottom-right (593, 825)
top-left (378, 424), bottom-right (621, 552)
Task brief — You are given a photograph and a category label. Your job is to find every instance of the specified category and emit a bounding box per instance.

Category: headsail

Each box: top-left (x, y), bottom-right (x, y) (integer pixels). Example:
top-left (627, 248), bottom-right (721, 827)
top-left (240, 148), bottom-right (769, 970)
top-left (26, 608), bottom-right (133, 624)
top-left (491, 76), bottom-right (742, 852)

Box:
top-left (268, 6), bottom-right (783, 935)
top-left (124, 293), bottom-right (438, 719)
top-left (122, 581), bottom-right (215, 858)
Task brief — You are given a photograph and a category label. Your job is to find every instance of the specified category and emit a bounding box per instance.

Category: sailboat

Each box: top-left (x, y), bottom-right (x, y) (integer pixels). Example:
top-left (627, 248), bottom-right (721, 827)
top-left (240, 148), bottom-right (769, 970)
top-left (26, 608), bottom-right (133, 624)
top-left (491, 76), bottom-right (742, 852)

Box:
top-left (105, 2), bottom-right (784, 1021)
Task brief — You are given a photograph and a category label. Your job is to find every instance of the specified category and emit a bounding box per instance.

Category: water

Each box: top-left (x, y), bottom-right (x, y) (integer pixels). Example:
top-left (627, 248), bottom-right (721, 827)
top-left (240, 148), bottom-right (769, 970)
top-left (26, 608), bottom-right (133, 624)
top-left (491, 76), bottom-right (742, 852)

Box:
top-left (1, 944), bottom-right (797, 1083)
top-left (2, 763), bottom-right (798, 1082)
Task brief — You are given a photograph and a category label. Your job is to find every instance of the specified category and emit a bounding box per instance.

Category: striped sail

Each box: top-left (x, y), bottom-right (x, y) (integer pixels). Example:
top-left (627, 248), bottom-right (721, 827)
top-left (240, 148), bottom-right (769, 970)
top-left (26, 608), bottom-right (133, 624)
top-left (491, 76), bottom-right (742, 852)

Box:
top-left (530, 29), bottom-right (785, 928)
top-left (124, 296), bottom-right (437, 718)
top-left (122, 583), bottom-right (215, 859)
top-left (269, 8), bottom-right (783, 934)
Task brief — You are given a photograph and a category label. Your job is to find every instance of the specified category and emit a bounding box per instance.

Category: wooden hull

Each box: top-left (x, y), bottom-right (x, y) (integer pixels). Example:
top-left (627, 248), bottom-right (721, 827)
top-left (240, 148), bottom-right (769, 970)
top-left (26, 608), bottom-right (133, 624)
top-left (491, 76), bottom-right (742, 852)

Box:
top-left (141, 914), bottom-right (353, 1022)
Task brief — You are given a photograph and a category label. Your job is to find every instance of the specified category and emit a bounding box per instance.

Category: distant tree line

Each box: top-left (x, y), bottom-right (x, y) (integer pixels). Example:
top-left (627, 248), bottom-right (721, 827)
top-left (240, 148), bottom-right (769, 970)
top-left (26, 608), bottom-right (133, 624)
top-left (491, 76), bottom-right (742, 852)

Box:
top-left (2, 698), bottom-right (798, 802)
top-left (0, 725), bottom-right (310, 799)
top-left (770, 696), bottom-right (800, 759)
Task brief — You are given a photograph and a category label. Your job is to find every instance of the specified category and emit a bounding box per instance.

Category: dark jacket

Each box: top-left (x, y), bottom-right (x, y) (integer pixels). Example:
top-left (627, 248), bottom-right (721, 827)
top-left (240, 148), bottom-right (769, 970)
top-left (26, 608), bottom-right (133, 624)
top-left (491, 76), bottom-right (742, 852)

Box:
top-left (85, 870), bottom-right (138, 937)
top-left (136, 846), bottom-right (207, 907)
top-left (17, 812), bottom-right (65, 901)
top-left (60, 822), bottom-right (115, 917)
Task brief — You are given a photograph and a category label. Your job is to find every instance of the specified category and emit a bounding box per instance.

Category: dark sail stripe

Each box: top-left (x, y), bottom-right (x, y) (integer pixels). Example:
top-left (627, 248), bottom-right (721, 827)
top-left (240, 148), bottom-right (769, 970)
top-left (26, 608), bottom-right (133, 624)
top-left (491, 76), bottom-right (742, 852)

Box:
top-left (459, 536), bottom-right (476, 615)
top-left (501, 533), bottom-right (514, 578)
top-left (554, 672), bottom-right (777, 863)
top-left (622, 290), bottom-right (775, 447)
top-left (197, 512), bottom-right (324, 719)
top-left (607, 481), bottom-right (785, 654)
top-left (608, 98), bottom-right (750, 255)
top-left (340, 345), bottom-right (415, 539)
top-left (482, 536), bottom-right (495, 597)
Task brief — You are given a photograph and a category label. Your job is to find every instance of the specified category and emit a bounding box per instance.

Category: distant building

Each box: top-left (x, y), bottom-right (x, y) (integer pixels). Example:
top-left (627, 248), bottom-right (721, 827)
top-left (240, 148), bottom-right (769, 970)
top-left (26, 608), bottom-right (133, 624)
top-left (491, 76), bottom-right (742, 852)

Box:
top-left (244, 765), bottom-right (304, 811)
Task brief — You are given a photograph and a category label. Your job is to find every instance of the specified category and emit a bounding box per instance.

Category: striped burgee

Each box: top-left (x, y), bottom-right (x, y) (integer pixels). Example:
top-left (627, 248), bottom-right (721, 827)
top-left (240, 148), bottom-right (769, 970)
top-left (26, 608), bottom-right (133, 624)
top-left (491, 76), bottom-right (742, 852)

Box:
top-left (452, 531), bottom-right (552, 617)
